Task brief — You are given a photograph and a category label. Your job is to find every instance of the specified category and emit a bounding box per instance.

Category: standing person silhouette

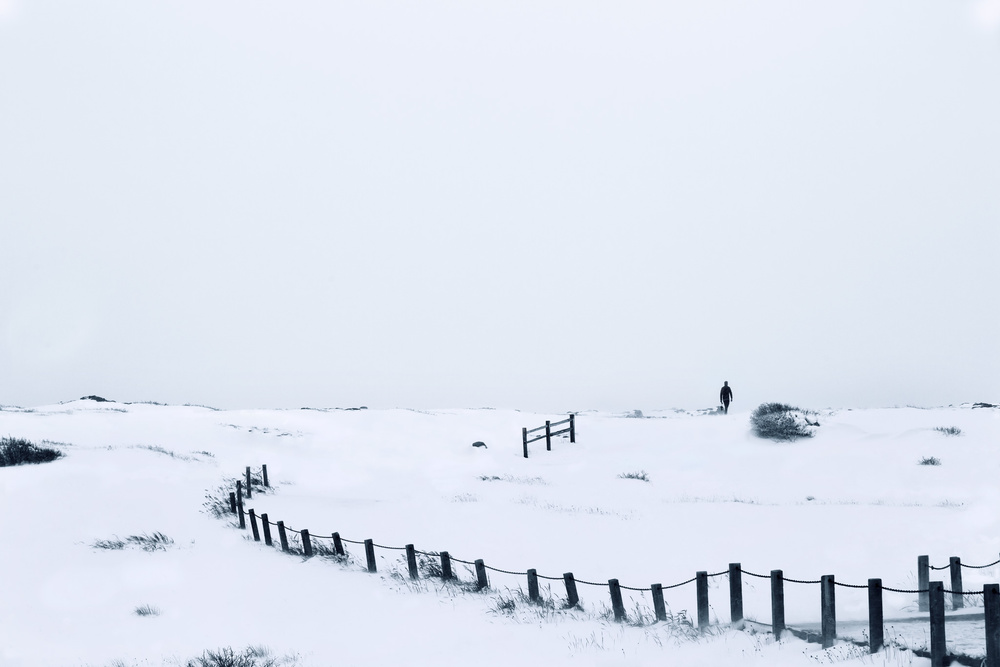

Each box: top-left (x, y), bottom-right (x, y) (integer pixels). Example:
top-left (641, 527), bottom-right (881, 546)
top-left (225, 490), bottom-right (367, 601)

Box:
top-left (720, 381), bottom-right (733, 414)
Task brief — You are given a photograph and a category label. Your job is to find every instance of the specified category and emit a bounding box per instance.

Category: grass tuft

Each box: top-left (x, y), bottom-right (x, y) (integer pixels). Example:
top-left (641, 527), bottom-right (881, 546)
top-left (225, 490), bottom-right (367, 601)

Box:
top-left (934, 426), bottom-right (962, 436)
top-left (134, 604), bottom-right (160, 616)
top-left (0, 437), bottom-right (63, 466)
top-left (184, 645), bottom-right (298, 667)
top-left (618, 470), bottom-right (650, 482)
top-left (93, 532), bottom-right (174, 551)
top-left (919, 456), bottom-right (942, 466)
top-left (750, 403), bottom-right (818, 441)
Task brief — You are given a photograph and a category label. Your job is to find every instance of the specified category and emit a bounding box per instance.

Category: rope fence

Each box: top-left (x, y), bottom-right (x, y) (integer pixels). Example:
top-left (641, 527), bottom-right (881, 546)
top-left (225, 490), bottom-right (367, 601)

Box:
top-left (226, 465), bottom-right (1000, 667)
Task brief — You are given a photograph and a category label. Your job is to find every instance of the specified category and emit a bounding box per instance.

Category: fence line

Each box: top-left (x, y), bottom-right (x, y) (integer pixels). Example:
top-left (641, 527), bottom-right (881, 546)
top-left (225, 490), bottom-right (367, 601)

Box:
top-left (522, 414), bottom-right (575, 458)
top-left (227, 465), bottom-right (1000, 667)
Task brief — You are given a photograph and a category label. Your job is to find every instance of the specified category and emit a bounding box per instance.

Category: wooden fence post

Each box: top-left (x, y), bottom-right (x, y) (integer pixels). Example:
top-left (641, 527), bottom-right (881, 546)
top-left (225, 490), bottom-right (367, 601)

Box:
top-left (406, 544), bottom-right (419, 580)
top-left (985, 583), bottom-right (1000, 667)
top-left (609, 579), bottom-right (626, 622)
top-left (950, 557), bottom-right (963, 609)
top-left (364, 539), bottom-right (377, 573)
top-left (869, 578), bottom-right (883, 654)
top-left (229, 492), bottom-right (237, 514)
top-left (440, 551), bottom-right (453, 580)
top-left (522, 428), bottom-right (528, 459)
top-left (569, 413), bottom-right (576, 443)
top-left (332, 532), bottom-right (344, 556)
top-left (475, 560), bottom-right (488, 590)
top-left (261, 513), bottom-right (272, 546)
top-left (821, 575), bottom-right (836, 648)
top-left (652, 583), bottom-right (667, 622)
top-left (301, 529), bottom-right (312, 556)
top-left (564, 572), bottom-right (580, 608)
top-left (545, 421), bottom-right (552, 451)
top-left (696, 571), bottom-right (710, 629)
top-left (245, 466), bottom-right (252, 498)
top-left (236, 482), bottom-right (245, 529)
top-left (729, 563), bottom-right (743, 624)
top-left (248, 509), bottom-right (260, 542)
top-left (527, 569), bottom-right (540, 603)
top-left (929, 581), bottom-right (946, 667)
top-left (771, 570), bottom-right (785, 640)
top-left (277, 521), bottom-right (289, 552)
top-left (262, 464), bottom-right (269, 488)
top-left (918, 555), bottom-right (930, 612)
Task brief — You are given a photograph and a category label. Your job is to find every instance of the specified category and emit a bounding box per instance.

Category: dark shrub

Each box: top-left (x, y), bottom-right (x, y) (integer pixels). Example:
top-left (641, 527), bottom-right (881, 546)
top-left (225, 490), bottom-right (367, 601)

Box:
top-left (750, 403), bottom-right (817, 441)
top-left (0, 437), bottom-right (63, 466)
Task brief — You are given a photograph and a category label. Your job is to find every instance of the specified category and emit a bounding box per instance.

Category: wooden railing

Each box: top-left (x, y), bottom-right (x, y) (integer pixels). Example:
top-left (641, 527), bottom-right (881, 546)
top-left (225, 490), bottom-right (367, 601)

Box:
top-left (522, 414), bottom-right (575, 458)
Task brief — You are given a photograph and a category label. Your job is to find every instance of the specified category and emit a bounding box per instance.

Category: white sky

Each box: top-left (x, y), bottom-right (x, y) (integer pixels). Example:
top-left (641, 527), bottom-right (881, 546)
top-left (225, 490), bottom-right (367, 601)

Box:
top-left (1, 1), bottom-right (998, 412)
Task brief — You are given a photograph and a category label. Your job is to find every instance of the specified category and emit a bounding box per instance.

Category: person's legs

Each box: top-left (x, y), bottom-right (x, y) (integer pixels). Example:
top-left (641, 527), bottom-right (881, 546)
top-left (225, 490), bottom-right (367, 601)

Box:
top-left (723, 400), bottom-right (730, 414)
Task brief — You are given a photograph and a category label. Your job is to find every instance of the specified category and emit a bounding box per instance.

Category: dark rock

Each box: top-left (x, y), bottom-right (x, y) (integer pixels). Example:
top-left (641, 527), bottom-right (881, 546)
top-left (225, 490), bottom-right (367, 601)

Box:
top-left (472, 441), bottom-right (487, 448)
top-left (80, 395), bottom-right (111, 402)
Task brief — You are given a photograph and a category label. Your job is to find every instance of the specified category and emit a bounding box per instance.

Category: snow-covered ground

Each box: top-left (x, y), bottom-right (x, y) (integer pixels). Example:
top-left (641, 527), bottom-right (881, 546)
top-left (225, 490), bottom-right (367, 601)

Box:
top-left (1, 400), bottom-right (998, 666)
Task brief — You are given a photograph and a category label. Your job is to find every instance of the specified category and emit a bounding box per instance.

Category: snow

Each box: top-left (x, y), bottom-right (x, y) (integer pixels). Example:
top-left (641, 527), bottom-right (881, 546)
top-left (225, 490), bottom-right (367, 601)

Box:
top-left (1, 401), bottom-right (998, 666)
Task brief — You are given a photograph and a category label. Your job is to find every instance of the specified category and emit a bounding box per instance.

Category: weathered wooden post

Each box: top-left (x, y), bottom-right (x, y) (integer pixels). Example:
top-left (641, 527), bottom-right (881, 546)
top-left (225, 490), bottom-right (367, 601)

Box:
top-left (696, 571), bottom-right (710, 629)
top-left (406, 544), bottom-right (419, 580)
top-left (918, 555), bottom-right (930, 612)
top-left (245, 466), bottom-right (252, 498)
top-left (869, 578), bottom-right (883, 653)
top-left (262, 464), bottom-right (269, 488)
top-left (229, 492), bottom-right (237, 514)
top-left (248, 509), bottom-right (260, 542)
top-left (651, 583), bottom-right (667, 622)
top-left (332, 532), bottom-right (344, 556)
top-left (985, 583), bottom-right (1000, 667)
top-left (261, 513), bottom-right (272, 546)
top-left (821, 575), bottom-right (836, 648)
top-left (301, 529), bottom-right (312, 556)
top-left (527, 569), bottom-right (540, 603)
top-left (236, 482), bottom-right (245, 529)
top-left (545, 421), bottom-right (552, 451)
top-left (277, 521), bottom-right (289, 552)
top-left (564, 572), bottom-right (580, 608)
top-left (929, 581), bottom-right (946, 667)
top-left (522, 428), bottom-right (529, 459)
top-left (771, 570), bottom-right (785, 640)
top-left (609, 579), bottom-right (626, 622)
top-left (569, 413), bottom-right (576, 443)
top-left (475, 560), bottom-right (488, 590)
top-left (729, 563), bottom-right (743, 624)
top-left (440, 551), bottom-right (453, 580)
top-left (950, 557), bottom-right (963, 609)
top-left (364, 539), bottom-right (377, 573)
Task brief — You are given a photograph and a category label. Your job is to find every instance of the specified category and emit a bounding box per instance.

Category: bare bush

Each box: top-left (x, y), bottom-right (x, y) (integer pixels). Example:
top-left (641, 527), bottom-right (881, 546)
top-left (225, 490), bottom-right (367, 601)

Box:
top-left (750, 403), bottom-right (818, 441)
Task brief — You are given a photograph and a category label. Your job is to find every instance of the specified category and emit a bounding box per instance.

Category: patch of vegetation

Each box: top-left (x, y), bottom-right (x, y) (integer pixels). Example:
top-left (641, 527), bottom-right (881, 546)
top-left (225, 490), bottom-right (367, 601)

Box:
top-left (92, 532), bottom-right (174, 552)
top-left (80, 395), bottom-right (112, 402)
top-left (750, 403), bottom-right (819, 441)
top-left (0, 437), bottom-right (63, 466)
top-left (477, 474), bottom-right (547, 485)
top-left (919, 457), bottom-right (942, 466)
top-left (132, 444), bottom-right (197, 461)
top-left (184, 645), bottom-right (298, 667)
top-left (134, 604), bottom-right (160, 616)
top-left (934, 426), bottom-right (962, 436)
top-left (618, 470), bottom-right (650, 482)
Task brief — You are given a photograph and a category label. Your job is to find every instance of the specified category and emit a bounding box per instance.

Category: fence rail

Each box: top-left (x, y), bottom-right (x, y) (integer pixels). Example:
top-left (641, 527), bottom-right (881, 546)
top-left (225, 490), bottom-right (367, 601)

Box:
top-left (226, 465), bottom-right (1000, 667)
top-left (522, 414), bottom-right (575, 458)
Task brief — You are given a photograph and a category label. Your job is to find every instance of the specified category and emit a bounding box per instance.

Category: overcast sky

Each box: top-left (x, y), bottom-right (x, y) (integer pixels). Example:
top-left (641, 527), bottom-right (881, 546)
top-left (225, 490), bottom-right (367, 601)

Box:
top-left (1, 1), bottom-right (998, 412)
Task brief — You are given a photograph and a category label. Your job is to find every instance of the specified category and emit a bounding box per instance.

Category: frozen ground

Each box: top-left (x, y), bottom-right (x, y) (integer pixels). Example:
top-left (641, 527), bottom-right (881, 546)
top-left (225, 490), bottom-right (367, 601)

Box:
top-left (1, 400), bottom-right (998, 666)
